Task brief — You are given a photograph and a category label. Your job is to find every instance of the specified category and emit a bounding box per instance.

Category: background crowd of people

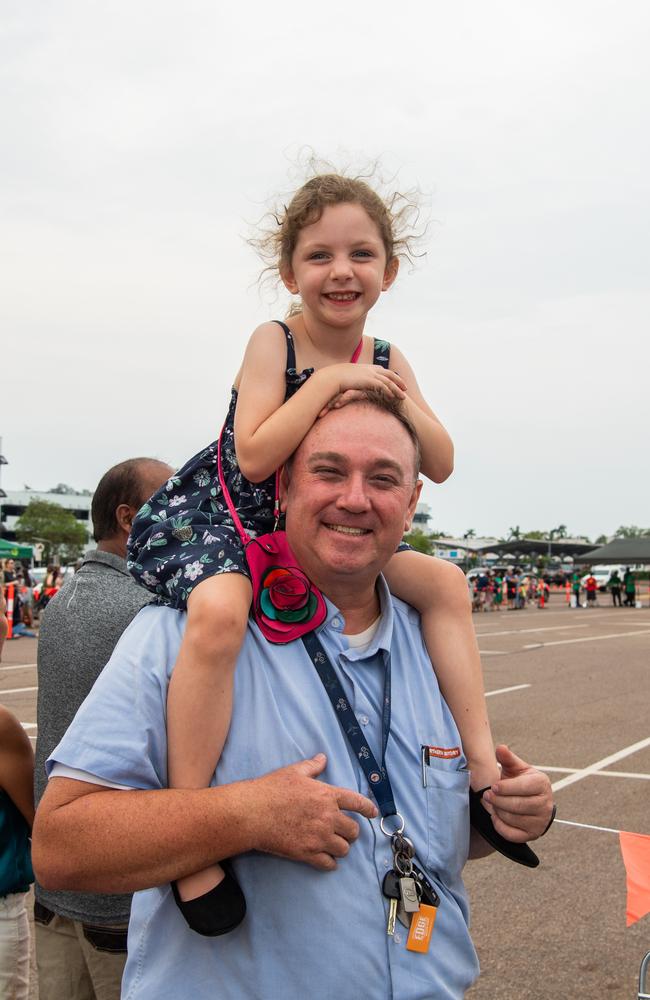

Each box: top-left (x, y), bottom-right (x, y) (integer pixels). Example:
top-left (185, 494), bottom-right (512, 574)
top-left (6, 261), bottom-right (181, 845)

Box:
top-left (0, 560), bottom-right (67, 636)
top-left (470, 569), bottom-right (551, 612)
top-left (470, 566), bottom-right (641, 612)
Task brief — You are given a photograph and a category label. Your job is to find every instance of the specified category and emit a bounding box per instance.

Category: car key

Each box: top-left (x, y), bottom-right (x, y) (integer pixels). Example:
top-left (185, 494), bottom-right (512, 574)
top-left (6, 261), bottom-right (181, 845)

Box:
top-left (382, 870), bottom-right (401, 936)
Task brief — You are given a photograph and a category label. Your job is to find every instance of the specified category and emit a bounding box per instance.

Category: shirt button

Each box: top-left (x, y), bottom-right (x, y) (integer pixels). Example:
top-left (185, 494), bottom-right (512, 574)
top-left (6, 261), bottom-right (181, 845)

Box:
top-left (383, 858), bottom-right (390, 868)
top-left (394, 933), bottom-right (402, 944)
top-left (331, 617), bottom-right (341, 629)
top-left (359, 714), bottom-right (369, 726)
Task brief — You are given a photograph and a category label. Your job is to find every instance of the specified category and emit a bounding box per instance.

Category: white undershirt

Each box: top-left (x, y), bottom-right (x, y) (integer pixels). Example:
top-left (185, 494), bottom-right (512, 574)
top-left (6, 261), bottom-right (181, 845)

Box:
top-left (345, 616), bottom-right (381, 653)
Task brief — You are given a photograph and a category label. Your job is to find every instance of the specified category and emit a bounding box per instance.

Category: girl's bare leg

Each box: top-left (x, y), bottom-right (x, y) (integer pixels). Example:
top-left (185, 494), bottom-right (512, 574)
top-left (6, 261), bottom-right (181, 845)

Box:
top-left (384, 551), bottom-right (500, 793)
top-left (167, 572), bottom-right (252, 903)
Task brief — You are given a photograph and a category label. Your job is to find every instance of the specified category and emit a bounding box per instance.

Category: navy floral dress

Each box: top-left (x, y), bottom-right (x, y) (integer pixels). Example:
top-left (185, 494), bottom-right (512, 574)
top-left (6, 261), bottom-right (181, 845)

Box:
top-left (127, 323), bottom-right (392, 609)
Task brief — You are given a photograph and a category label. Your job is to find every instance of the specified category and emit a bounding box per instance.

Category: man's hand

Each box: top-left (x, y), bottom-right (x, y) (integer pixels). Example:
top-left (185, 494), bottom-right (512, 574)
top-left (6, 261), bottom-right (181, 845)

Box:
top-left (34, 754), bottom-right (378, 893)
top-left (248, 753), bottom-right (378, 871)
top-left (481, 744), bottom-right (554, 843)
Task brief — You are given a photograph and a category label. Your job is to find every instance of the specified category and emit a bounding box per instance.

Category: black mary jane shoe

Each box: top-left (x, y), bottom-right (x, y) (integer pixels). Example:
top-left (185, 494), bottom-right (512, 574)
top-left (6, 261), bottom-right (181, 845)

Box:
top-left (172, 860), bottom-right (247, 936)
top-left (469, 787), bottom-right (540, 868)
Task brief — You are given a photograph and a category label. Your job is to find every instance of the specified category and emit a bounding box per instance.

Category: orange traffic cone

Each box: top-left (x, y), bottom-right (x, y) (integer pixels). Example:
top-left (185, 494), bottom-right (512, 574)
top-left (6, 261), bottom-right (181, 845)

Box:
top-left (5, 583), bottom-right (14, 640)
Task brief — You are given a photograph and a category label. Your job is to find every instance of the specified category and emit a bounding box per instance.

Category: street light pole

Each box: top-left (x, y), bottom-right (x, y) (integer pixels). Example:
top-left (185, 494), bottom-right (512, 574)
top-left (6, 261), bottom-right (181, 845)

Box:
top-left (547, 528), bottom-right (557, 565)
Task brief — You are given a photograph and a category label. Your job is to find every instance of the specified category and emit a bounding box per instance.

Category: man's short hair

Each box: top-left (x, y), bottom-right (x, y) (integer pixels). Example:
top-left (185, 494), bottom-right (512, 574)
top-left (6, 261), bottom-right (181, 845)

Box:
top-left (359, 390), bottom-right (421, 479)
top-left (285, 390), bottom-right (421, 482)
top-left (91, 459), bottom-right (169, 542)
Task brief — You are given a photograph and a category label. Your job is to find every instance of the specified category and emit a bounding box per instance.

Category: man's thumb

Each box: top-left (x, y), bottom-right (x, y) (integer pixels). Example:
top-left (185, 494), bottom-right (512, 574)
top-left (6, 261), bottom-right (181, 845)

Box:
top-left (296, 753), bottom-right (328, 778)
top-left (495, 743), bottom-right (526, 775)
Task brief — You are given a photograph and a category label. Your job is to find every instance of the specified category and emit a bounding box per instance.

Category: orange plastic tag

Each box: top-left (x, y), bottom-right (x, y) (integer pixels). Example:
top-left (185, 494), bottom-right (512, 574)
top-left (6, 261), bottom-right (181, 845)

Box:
top-left (406, 905), bottom-right (437, 953)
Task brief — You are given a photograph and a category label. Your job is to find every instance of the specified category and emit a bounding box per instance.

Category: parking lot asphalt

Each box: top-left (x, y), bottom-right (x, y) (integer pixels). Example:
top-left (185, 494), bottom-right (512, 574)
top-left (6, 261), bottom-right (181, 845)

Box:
top-left (2, 594), bottom-right (649, 999)
top-left (466, 597), bottom-right (650, 999)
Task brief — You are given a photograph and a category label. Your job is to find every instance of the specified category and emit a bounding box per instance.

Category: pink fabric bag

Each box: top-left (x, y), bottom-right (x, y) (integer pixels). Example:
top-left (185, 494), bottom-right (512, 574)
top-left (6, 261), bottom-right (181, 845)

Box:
top-left (217, 431), bottom-right (327, 644)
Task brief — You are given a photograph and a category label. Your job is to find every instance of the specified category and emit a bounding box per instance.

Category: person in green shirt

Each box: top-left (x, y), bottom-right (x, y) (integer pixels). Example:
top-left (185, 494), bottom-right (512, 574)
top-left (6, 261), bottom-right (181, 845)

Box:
top-left (607, 570), bottom-right (622, 607)
top-left (571, 571), bottom-right (582, 608)
top-left (623, 569), bottom-right (636, 607)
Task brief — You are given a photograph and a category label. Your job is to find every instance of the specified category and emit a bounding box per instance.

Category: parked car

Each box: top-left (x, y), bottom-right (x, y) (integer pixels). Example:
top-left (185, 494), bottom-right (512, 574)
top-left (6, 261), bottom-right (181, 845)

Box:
top-left (579, 566), bottom-right (626, 591)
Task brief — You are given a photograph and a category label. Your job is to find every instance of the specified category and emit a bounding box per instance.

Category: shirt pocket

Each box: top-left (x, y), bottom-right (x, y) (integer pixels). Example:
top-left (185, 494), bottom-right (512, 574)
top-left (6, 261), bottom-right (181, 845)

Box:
top-left (424, 765), bottom-right (470, 882)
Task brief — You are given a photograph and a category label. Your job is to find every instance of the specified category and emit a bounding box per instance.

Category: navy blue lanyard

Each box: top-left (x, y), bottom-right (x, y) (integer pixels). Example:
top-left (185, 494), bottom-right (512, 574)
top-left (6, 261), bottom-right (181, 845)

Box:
top-left (301, 631), bottom-right (397, 818)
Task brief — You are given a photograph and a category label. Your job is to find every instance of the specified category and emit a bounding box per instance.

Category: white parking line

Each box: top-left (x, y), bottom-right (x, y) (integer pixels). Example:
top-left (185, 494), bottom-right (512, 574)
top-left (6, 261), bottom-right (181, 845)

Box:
top-left (555, 819), bottom-right (620, 835)
top-left (0, 663), bottom-right (37, 672)
top-left (551, 736), bottom-right (650, 792)
top-left (538, 765), bottom-right (650, 780)
top-left (21, 723), bottom-right (37, 730)
top-left (0, 686), bottom-right (38, 696)
top-left (478, 650), bottom-right (509, 656)
top-left (485, 684), bottom-right (530, 697)
top-left (475, 625), bottom-right (588, 638)
top-left (524, 629), bottom-right (650, 649)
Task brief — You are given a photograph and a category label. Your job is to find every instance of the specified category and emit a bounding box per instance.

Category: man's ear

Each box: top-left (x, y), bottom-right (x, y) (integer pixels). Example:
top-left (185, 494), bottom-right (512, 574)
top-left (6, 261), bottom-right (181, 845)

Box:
top-left (403, 479), bottom-right (423, 533)
top-left (382, 256), bottom-right (399, 292)
top-left (280, 264), bottom-right (299, 296)
top-left (115, 503), bottom-right (137, 535)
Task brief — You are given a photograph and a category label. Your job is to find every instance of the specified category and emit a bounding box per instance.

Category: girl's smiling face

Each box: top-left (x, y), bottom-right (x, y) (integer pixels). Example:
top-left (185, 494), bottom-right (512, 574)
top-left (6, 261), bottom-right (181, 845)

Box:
top-left (281, 202), bottom-right (398, 333)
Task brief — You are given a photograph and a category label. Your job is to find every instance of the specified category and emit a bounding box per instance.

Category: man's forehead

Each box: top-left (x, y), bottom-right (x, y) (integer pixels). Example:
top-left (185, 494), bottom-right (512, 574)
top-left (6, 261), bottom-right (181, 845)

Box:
top-left (298, 407), bottom-right (415, 469)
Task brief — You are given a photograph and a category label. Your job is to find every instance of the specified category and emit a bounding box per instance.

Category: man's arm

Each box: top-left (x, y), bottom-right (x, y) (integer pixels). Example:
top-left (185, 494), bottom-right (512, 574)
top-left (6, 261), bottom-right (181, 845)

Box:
top-left (32, 753), bottom-right (378, 894)
top-left (468, 744), bottom-right (554, 860)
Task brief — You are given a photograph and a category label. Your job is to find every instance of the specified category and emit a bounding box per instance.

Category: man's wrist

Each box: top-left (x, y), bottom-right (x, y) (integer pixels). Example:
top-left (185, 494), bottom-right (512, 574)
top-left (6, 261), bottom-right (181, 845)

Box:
top-left (208, 779), bottom-right (262, 858)
top-left (540, 803), bottom-right (557, 836)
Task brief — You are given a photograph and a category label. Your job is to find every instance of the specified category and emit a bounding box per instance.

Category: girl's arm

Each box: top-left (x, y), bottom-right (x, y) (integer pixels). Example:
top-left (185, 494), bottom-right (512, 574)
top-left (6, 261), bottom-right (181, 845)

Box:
top-left (234, 324), bottom-right (406, 482)
top-left (385, 345), bottom-right (454, 483)
top-left (0, 705), bottom-right (35, 827)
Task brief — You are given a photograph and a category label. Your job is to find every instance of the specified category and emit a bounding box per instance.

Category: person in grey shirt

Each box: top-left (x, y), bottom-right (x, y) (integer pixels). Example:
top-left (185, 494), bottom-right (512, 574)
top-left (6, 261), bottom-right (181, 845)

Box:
top-left (33, 456), bottom-right (172, 1000)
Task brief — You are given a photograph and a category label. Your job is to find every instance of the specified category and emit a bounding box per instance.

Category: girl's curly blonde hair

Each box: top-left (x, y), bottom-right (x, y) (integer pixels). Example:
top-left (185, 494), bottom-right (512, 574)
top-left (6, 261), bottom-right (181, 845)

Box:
top-left (251, 160), bottom-right (425, 297)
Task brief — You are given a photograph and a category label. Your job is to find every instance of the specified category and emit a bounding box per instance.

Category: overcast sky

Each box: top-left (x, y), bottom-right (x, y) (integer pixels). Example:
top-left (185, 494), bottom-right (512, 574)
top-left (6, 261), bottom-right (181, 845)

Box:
top-left (1, 1), bottom-right (648, 540)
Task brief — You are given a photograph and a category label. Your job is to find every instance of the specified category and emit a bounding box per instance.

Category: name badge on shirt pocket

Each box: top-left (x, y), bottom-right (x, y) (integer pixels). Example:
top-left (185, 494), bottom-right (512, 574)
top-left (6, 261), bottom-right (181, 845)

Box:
top-left (419, 744), bottom-right (469, 882)
top-left (420, 744), bottom-right (464, 785)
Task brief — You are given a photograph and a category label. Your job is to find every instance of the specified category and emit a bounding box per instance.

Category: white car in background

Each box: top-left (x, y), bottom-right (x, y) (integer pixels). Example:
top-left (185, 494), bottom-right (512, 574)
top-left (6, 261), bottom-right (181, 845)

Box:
top-left (580, 565), bottom-right (626, 591)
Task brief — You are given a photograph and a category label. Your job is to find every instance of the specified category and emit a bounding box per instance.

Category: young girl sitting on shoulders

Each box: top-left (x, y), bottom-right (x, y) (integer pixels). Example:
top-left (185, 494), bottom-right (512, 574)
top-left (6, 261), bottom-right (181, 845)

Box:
top-left (128, 170), bottom-right (501, 936)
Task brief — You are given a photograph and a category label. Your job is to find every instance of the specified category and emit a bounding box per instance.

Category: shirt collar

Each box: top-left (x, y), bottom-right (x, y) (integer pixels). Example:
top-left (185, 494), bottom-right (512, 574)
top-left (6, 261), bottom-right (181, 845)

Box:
top-left (319, 575), bottom-right (394, 659)
top-left (81, 549), bottom-right (131, 577)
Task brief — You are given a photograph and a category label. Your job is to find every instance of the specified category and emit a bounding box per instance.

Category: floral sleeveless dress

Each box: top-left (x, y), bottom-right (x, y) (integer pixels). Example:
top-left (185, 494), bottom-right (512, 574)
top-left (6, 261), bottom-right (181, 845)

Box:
top-left (127, 323), bottom-right (392, 609)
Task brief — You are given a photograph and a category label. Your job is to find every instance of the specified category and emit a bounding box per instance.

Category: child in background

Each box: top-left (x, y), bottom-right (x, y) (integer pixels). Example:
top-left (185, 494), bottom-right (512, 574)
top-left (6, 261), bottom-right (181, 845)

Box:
top-left (128, 170), bottom-right (501, 935)
top-left (0, 696), bottom-right (35, 999)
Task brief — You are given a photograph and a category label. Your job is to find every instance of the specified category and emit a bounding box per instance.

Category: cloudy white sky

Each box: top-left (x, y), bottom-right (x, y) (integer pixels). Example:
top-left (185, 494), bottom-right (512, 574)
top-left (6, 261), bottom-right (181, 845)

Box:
top-left (1, 1), bottom-right (648, 540)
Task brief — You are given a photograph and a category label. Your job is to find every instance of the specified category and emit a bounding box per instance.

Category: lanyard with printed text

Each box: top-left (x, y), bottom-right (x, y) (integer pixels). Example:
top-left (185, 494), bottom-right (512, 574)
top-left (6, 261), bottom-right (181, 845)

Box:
top-left (301, 630), bottom-right (397, 819)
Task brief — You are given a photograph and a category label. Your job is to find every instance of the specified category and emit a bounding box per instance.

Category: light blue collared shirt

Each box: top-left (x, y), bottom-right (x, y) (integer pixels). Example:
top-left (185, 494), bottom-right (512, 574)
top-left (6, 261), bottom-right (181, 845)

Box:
top-left (49, 579), bottom-right (479, 999)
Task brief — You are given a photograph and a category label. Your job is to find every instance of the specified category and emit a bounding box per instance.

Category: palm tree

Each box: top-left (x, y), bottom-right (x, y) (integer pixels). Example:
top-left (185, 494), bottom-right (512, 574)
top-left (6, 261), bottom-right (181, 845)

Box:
top-left (462, 529), bottom-right (476, 571)
top-left (507, 525), bottom-right (521, 541)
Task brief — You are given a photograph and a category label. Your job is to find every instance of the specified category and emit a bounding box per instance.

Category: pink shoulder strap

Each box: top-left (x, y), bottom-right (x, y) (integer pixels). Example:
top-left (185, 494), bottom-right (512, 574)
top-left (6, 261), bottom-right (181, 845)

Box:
top-left (217, 336), bottom-right (363, 546)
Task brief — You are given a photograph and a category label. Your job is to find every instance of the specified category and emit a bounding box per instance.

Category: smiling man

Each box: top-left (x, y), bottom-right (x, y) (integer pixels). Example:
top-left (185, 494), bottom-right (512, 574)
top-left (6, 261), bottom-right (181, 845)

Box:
top-left (33, 393), bottom-right (553, 1000)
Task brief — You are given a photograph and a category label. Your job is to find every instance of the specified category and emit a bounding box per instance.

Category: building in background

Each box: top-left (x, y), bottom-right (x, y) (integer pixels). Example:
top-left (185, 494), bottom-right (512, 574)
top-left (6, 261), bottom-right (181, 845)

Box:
top-left (412, 502), bottom-right (432, 530)
top-left (432, 538), bottom-right (501, 565)
top-left (1, 488), bottom-right (94, 552)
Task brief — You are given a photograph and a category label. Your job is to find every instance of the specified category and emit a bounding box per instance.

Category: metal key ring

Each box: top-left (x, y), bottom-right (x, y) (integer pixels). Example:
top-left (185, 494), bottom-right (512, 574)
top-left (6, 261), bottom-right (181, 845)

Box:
top-left (393, 852), bottom-right (414, 877)
top-left (380, 812), bottom-right (405, 837)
